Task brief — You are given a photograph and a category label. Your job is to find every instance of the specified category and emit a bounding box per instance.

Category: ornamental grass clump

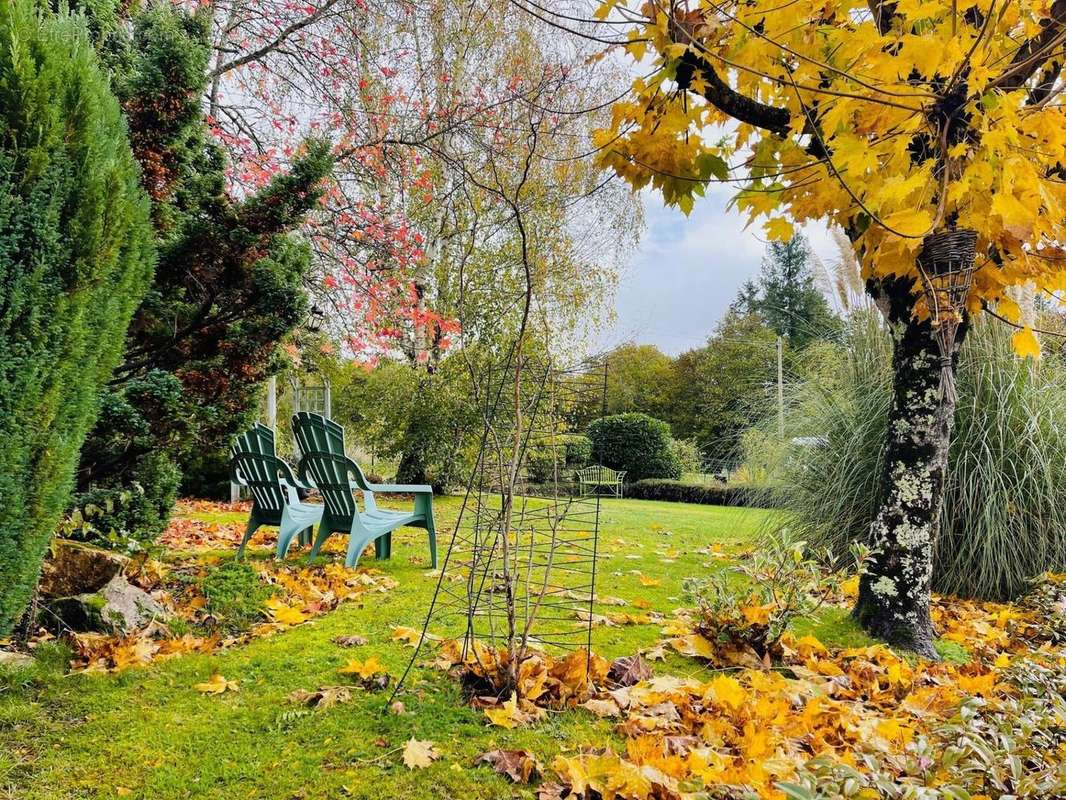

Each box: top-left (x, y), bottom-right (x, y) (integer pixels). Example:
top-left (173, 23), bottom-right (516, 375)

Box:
top-left (767, 314), bottom-right (1066, 600)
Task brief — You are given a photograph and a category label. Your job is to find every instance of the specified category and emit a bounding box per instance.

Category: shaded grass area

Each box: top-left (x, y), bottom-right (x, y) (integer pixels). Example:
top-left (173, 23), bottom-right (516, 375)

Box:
top-left (1, 497), bottom-right (874, 800)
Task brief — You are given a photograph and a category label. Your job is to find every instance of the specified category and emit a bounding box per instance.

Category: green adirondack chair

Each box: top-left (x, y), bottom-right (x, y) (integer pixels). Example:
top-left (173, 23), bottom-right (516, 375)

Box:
top-left (231, 424), bottom-right (314, 546)
top-left (292, 411), bottom-right (397, 560)
top-left (230, 428), bottom-right (324, 560)
top-left (297, 448), bottom-right (437, 569)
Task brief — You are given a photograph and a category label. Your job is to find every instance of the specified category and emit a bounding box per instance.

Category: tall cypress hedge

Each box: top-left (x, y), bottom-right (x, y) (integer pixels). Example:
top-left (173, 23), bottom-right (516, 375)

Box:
top-left (0, 1), bottom-right (154, 633)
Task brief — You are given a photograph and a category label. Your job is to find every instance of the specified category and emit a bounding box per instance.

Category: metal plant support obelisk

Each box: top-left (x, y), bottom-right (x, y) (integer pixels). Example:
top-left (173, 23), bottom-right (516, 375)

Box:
top-left (916, 227), bottom-right (978, 403)
top-left (392, 356), bottom-right (607, 697)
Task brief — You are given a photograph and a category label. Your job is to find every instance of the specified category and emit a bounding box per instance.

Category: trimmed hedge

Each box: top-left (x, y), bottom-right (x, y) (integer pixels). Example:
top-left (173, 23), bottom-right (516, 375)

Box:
top-left (588, 413), bottom-right (681, 482)
top-left (0, 1), bottom-right (154, 633)
top-left (626, 480), bottom-right (761, 508)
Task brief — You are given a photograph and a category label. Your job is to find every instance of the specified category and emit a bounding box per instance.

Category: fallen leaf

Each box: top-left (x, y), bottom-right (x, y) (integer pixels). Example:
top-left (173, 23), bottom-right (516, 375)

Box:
top-left (270, 603), bottom-right (308, 626)
top-left (332, 634), bottom-right (369, 647)
top-left (389, 700), bottom-right (406, 715)
top-left (475, 749), bottom-right (542, 784)
top-left (638, 574), bottom-right (661, 587)
top-left (338, 655), bottom-right (386, 680)
top-left (580, 697), bottom-right (621, 717)
top-left (194, 673), bottom-right (239, 694)
top-left (484, 692), bottom-right (543, 729)
top-left (402, 738), bottom-right (439, 769)
top-left (608, 654), bottom-right (652, 687)
top-left (391, 626), bottom-right (440, 647)
top-left (287, 685), bottom-right (352, 709)
top-left (708, 675), bottom-right (746, 710)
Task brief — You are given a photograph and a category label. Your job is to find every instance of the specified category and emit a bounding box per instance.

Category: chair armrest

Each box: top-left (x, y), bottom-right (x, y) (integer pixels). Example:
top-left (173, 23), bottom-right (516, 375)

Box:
top-left (228, 458), bottom-right (249, 487)
top-left (367, 482), bottom-right (433, 494)
top-left (280, 476), bottom-right (311, 492)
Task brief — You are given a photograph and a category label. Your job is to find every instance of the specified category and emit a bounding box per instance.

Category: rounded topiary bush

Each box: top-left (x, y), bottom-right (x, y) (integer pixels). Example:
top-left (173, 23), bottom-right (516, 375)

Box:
top-left (0, 1), bottom-right (154, 633)
top-left (587, 413), bottom-right (681, 482)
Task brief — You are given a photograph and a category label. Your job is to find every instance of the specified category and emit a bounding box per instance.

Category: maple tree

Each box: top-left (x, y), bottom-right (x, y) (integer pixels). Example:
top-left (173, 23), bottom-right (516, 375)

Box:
top-left (581, 0), bottom-right (1066, 656)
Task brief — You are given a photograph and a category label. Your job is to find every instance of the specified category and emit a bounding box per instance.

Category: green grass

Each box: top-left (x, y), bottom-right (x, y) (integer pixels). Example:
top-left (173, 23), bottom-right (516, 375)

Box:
top-left (0, 496), bottom-right (872, 800)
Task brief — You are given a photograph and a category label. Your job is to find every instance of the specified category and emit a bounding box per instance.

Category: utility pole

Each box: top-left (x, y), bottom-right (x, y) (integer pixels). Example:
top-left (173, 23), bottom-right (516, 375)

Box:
top-left (776, 336), bottom-right (784, 437)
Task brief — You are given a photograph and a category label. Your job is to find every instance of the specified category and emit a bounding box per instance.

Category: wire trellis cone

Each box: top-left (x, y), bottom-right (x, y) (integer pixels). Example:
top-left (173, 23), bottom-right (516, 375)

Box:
top-left (917, 227), bottom-right (978, 405)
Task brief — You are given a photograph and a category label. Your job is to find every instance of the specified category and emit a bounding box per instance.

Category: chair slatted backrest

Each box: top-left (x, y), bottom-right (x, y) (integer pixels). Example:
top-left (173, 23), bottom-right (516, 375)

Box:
top-left (293, 412), bottom-right (378, 493)
top-left (230, 450), bottom-right (289, 514)
top-left (299, 450), bottom-right (358, 520)
top-left (292, 412), bottom-right (345, 459)
top-left (231, 424), bottom-right (276, 481)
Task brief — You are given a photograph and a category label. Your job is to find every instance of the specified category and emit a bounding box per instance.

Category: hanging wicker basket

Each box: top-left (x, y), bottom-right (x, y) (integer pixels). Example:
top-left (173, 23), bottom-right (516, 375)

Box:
top-left (917, 228), bottom-right (978, 326)
top-left (916, 227), bottom-right (978, 404)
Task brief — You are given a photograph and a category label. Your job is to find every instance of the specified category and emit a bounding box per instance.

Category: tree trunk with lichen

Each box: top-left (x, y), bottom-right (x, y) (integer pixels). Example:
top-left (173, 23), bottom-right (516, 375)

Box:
top-left (853, 277), bottom-right (967, 659)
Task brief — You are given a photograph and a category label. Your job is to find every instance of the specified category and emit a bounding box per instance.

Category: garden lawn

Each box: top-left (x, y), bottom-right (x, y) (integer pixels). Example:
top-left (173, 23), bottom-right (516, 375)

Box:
top-left (0, 497), bottom-right (870, 800)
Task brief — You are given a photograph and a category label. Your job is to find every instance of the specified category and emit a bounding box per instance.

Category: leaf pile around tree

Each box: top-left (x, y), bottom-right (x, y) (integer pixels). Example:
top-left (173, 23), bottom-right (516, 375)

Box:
top-left (424, 565), bottom-right (1065, 799)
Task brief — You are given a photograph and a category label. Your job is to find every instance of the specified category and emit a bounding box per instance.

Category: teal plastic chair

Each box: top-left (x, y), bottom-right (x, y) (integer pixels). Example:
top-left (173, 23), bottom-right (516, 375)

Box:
top-left (297, 449), bottom-right (437, 569)
top-left (231, 428), bottom-right (322, 559)
top-left (292, 411), bottom-right (396, 559)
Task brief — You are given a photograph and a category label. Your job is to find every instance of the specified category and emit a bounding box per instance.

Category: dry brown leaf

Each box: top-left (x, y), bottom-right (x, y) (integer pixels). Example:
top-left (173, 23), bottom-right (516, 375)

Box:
top-left (332, 634), bottom-right (369, 647)
top-left (608, 654), bottom-right (652, 687)
top-left (287, 685), bottom-right (352, 709)
top-left (579, 697), bottom-right (621, 717)
top-left (475, 749), bottom-right (542, 784)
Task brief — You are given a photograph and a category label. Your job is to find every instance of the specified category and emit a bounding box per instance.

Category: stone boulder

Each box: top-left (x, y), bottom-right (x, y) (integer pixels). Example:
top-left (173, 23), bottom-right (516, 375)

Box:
top-left (0, 650), bottom-right (34, 671)
top-left (38, 540), bottom-right (129, 598)
top-left (47, 575), bottom-right (166, 634)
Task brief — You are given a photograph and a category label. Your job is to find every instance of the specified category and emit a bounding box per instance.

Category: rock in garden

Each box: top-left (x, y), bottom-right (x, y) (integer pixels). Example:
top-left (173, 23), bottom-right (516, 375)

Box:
top-left (37, 539), bottom-right (129, 598)
top-left (0, 650), bottom-right (34, 670)
top-left (47, 575), bottom-right (165, 634)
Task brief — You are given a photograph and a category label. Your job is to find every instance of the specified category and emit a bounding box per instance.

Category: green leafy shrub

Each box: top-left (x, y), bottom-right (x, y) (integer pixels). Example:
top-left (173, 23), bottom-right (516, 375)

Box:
top-left (683, 531), bottom-right (862, 661)
top-left (563, 434), bottom-right (592, 467)
top-left (670, 437), bottom-right (704, 474)
top-left (525, 434), bottom-right (594, 483)
top-left (0, 1), bottom-right (154, 634)
top-left (768, 315), bottom-right (1066, 600)
top-left (71, 371), bottom-right (185, 551)
top-left (587, 413), bottom-right (681, 482)
top-left (627, 480), bottom-right (759, 507)
top-left (200, 561), bottom-right (273, 633)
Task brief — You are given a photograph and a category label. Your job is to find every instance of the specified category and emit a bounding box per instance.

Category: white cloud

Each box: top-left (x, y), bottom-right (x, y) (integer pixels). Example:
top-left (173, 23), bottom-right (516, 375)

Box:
top-left (603, 187), bottom-right (834, 355)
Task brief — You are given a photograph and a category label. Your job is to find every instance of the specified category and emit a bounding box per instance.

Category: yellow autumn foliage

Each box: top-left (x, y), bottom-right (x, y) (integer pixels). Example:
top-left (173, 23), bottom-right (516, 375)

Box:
top-left (595, 0), bottom-right (1066, 356)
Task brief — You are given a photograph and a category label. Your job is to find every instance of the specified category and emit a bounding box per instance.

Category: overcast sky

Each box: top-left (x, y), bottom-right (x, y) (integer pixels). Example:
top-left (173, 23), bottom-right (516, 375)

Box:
top-left (600, 185), bottom-right (835, 356)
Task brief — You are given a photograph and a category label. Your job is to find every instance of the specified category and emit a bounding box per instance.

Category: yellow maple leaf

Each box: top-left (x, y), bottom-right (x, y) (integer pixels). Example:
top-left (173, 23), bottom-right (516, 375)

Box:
top-left (338, 655), bottom-right (385, 679)
top-left (271, 604), bottom-right (308, 626)
top-left (764, 217), bottom-right (794, 242)
top-left (739, 602), bottom-right (773, 625)
top-left (484, 692), bottom-right (532, 729)
top-left (194, 673), bottom-right (239, 695)
top-left (1012, 327), bottom-right (1041, 359)
top-left (877, 717), bottom-right (915, 746)
top-left (881, 208), bottom-right (932, 237)
top-left (402, 738), bottom-right (438, 769)
top-left (670, 633), bottom-right (716, 660)
top-left (637, 574), bottom-right (661, 587)
top-left (708, 675), bottom-right (746, 710)
top-left (840, 575), bottom-right (860, 598)
top-left (957, 672), bottom-right (998, 697)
